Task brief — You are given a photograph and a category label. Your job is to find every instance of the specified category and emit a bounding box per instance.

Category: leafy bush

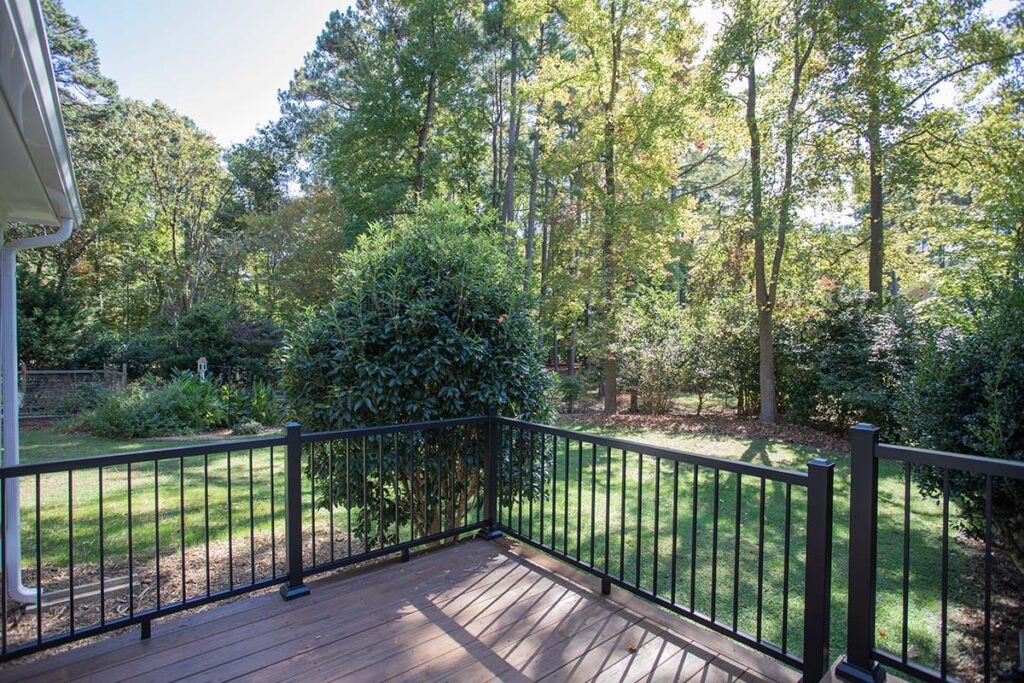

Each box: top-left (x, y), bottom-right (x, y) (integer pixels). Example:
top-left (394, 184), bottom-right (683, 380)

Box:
top-left (156, 302), bottom-right (283, 382)
top-left (283, 200), bottom-right (551, 427)
top-left (780, 287), bottom-right (916, 432)
top-left (898, 275), bottom-right (1024, 577)
top-left (552, 373), bottom-right (586, 413)
top-left (702, 297), bottom-right (760, 415)
top-left (614, 287), bottom-right (688, 415)
top-left (73, 371), bottom-right (236, 437)
top-left (282, 200), bottom-right (551, 546)
top-left (247, 380), bottom-right (281, 425)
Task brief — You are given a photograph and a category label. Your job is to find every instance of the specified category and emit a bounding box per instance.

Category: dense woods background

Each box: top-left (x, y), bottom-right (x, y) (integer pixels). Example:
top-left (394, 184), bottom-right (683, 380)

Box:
top-left (19, 0), bottom-right (1024, 435)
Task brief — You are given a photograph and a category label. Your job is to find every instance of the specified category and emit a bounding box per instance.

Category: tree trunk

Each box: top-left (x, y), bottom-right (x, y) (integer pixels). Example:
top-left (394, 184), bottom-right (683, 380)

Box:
top-left (524, 123), bottom-right (539, 291)
top-left (568, 319), bottom-right (577, 375)
top-left (867, 103), bottom-right (884, 296)
top-left (413, 70), bottom-right (437, 194)
top-left (524, 26), bottom-right (545, 293)
top-left (747, 60), bottom-right (777, 423)
top-left (604, 357), bottom-right (618, 413)
top-left (502, 38), bottom-right (519, 227)
top-left (601, 0), bottom-right (621, 416)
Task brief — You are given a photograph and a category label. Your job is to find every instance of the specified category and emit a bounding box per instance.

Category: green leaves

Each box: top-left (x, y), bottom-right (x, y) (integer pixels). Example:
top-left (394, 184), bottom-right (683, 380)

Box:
top-left (282, 199), bottom-right (552, 430)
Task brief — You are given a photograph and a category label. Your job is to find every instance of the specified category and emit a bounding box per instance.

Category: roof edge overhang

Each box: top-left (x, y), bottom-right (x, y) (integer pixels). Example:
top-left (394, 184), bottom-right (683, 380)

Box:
top-left (0, 0), bottom-right (82, 227)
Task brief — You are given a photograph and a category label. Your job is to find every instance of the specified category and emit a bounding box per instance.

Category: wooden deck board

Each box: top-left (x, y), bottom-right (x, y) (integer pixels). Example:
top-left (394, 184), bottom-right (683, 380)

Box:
top-left (0, 538), bottom-right (800, 683)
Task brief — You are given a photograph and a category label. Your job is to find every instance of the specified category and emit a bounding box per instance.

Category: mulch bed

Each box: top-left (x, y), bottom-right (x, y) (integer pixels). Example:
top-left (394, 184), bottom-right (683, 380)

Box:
top-left (559, 403), bottom-right (849, 455)
top-left (949, 536), bottom-right (1024, 681)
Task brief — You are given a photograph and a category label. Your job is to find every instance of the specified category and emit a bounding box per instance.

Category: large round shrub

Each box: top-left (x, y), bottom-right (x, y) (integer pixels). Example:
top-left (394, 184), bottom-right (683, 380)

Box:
top-left (282, 200), bottom-right (550, 428)
top-left (282, 201), bottom-right (551, 547)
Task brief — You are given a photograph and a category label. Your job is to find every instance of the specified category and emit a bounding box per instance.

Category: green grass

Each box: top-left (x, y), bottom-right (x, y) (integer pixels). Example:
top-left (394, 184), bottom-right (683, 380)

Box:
top-left (15, 432), bottom-right (291, 570)
top-left (497, 421), bottom-right (970, 676)
top-left (10, 426), bottom-right (971, 675)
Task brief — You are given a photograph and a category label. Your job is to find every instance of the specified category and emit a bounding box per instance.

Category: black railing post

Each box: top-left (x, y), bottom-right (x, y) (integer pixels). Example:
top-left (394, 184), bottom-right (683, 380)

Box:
top-left (279, 422), bottom-right (310, 600)
top-left (803, 458), bottom-right (834, 682)
top-left (837, 424), bottom-right (885, 682)
top-left (480, 406), bottom-right (502, 539)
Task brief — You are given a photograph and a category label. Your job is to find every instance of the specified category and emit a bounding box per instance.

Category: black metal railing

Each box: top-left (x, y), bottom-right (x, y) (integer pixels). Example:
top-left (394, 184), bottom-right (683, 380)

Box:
top-left (490, 417), bottom-right (835, 682)
top-left (0, 416), bottom-right (489, 661)
top-left (837, 424), bottom-right (1024, 683)
top-left (1, 412), bottom-right (834, 680)
top-left (296, 417), bottom-right (489, 577)
top-left (0, 434), bottom-right (288, 657)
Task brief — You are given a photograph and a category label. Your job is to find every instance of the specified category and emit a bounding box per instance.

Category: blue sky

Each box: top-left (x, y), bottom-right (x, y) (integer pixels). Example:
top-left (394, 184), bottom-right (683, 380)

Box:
top-left (64, 0), bottom-right (349, 146)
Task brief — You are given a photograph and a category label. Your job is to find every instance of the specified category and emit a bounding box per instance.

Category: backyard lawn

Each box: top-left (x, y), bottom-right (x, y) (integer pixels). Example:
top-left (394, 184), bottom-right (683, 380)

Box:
top-left (9, 424), bottom-right (975, 677)
top-left (510, 420), bottom-right (973, 678)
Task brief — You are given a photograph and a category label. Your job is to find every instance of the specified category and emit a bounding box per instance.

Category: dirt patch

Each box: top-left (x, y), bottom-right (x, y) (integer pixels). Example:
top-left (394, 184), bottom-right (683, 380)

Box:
top-left (949, 536), bottom-right (1024, 681)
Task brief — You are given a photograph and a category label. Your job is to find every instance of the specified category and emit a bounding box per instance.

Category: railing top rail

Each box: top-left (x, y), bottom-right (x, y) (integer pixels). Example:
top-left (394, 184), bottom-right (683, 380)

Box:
top-left (300, 415), bottom-right (489, 444)
top-left (495, 417), bottom-right (809, 485)
top-left (877, 442), bottom-right (1024, 480)
top-left (0, 434), bottom-right (287, 478)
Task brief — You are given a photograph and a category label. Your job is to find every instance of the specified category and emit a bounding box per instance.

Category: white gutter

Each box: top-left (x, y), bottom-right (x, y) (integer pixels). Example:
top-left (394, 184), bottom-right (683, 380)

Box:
top-left (2, 217), bottom-right (74, 602)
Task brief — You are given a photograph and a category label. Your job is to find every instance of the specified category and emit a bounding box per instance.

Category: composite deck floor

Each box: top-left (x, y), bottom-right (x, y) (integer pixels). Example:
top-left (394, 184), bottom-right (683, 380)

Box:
top-left (0, 539), bottom-right (799, 683)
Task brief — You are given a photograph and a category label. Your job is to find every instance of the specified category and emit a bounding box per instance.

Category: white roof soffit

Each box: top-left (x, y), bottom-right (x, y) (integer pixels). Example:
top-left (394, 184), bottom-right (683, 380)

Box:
top-left (0, 0), bottom-right (82, 226)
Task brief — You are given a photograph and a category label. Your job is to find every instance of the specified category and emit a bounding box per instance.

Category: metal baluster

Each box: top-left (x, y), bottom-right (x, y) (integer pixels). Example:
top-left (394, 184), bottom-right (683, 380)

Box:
top-left (99, 466), bottom-right (105, 624)
top-left (671, 460), bottom-right (679, 605)
top-left (984, 475), bottom-right (993, 682)
top-left (590, 443), bottom-right (596, 567)
top-left (69, 470), bottom-right (75, 633)
top-left (782, 482), bottom-right (792, 653)
top-left (155, 460), bottom-right (161, 609)
top-left (605, 445), bottom-right (611, 576)
top-left (635, 452), bottom-right (643, 587)
top-left (653, 457), bottom-right (661, 596)
top-left (227, 452), bottom-right (233, 590)
top-left (901, 462), bottom-right (911, 663)
top-left (205, 454), bottom-right (211, 594)
top-left (362, 437), bottom-right (368, 552)
top-left (269, 447), bottom-right (275, 576)
top-left (36, 474), bottom-right (42, 643)
top-left (248, 449), bottom-right (255, 584)
top-left (563, 438), bottom-right (569, 556)
top-left (393, 434), bottom-right (400, 544)
top-left (732, 473), bottom-right (742, 632)
top-left (756, 478), bottom-right (765, 642)
top-left (576, 440), bottom-right (583, 561)
top-left (181, 458), bottom-right (187, 601)
top-left (346, 439), bottom-right (352, 556)
top-left (689, 464), bottom-right (698, 610)
top-left (519, 428), bottom-right (524, 535)
top-left (620, 449), bottom-right (627, 581)
top-left (552, 435), bottom-right (558, 548)
top-left (330, 442), bottom-right (336, 564)
top-left (407, 433), bottom-right (414, 542)
top-left (127, 464), bottom-right (134, 619)
top-left (940, 470), bottom-right (949, 679)
top-left (539, 432), bottom-right (546, 546)
top-left (310, 445), bottom-right (316, 567)
top-left (529, 431), bottom-right (536, 539)
top-left (711, 469), bottom-right (719, 622)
